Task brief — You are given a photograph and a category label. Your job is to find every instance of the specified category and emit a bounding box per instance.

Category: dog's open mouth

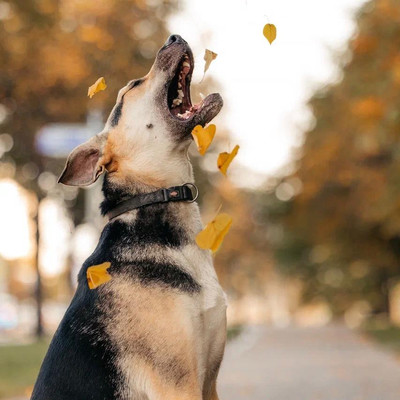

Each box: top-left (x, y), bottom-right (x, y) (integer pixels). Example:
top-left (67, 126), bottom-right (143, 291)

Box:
top-left (167, 53), bottom-right (206, 121)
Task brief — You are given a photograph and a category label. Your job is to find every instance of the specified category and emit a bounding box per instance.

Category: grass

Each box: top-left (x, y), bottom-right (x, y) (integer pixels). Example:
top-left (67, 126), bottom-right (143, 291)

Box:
top-left (363, 323), bottom-right (400, 354)
top-left (227, 325), bottom-right (242, 341)
top-left (0, 340), bottom-right (49, 399)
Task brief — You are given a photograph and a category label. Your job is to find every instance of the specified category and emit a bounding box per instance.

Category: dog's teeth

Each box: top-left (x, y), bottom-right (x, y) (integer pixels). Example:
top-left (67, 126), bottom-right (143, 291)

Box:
top-left (183, 62), bottom-right (190, 68)
top-left (173, 98), bottom-right (182, 106)
top-left (178, 90), bottom-right (184, 98)
top-left (178, 82), bottom-right (182, 88)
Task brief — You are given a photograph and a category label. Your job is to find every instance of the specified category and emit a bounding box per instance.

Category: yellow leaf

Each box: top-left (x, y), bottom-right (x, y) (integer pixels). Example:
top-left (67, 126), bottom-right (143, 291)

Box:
top-left (196, 213), bottom-right (233, 253)
top-left (191, 124), bottom-right (216, 155)
top-left (87, 262), bottom-right (112, 289)
top-left (88, 77), bottom-right (107, 98)
top-left (218, 145), bottom-right (240, 176)
top-left (204, 49), bottom-right (218, 74)
top-left (263, 23), bottom-right (277, 44)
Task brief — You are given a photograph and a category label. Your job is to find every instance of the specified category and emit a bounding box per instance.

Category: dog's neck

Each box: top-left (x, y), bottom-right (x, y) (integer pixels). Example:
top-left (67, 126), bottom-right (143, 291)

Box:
top-left (99, 174), bottom-right (202, 245)
top-left (99, 157), bottom-right (195, 216)
top-left (100, 175), bottom-right (156, 216)
top-left (79, 176), bottom-right (204, 289)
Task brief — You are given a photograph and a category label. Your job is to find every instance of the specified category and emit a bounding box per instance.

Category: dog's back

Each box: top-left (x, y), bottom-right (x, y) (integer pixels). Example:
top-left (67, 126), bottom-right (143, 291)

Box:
top-left (32, 287), bottom-right (121, 399)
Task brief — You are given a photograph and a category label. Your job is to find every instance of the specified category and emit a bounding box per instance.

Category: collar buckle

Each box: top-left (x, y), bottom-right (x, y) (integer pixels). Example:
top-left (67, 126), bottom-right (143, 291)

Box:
top-left (183, 183), bottom-right (199, 203)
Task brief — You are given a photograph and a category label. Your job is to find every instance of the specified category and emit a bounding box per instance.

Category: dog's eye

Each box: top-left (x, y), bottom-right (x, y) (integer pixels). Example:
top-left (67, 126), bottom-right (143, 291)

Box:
top-left (129, 79), bottom-right (144, 89)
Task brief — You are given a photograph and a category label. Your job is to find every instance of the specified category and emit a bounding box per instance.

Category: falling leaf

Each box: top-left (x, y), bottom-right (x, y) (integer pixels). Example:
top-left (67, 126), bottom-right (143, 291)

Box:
top-left (191, 124), bottom-right (216, 155)
top-left (88, 77), bottom-right (107, 98)
top-left (204, 49), bottom-right (218, 74)
top-left (263, 23), bottom-right (277, 44)
top-left (196, 213), bottom-right (233, 253)
top-left (218, 145), bottom-right (240, 176)
top-left (87, 262), bottom-right (112, 289)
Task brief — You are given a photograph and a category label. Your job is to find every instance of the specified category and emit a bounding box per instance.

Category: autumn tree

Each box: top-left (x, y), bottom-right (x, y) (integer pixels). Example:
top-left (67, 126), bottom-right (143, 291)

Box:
top-left (0, 1), bottom-right (273, 313)
top-left (0, 0), bottom-right (176, 199)
top-left (0, 0), bottom-right (179, 336)
top-left (271, 0), bottom-right (400, 315)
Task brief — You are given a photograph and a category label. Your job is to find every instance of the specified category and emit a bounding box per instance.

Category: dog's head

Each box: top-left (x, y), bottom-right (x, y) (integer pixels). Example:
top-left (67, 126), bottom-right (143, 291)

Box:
top-left (59, 35), bottom-right (223, 189)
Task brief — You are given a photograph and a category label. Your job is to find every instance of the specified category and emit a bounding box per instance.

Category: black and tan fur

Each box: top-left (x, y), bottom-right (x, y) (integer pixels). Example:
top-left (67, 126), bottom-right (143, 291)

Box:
top-left (31, 35), bottom-right (226, 400)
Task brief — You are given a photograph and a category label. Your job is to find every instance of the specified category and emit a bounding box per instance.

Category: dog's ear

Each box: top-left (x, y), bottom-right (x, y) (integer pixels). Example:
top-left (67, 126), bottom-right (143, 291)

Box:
top-left (58, 135), bottom-right (106, 186)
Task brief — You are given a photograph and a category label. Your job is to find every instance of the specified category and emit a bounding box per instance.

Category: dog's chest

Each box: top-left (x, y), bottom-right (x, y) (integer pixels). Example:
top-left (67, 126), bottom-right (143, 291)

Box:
top-left (175, 243), bottom-right (227, 313)
top-left (177, 245), bottom-right (227, 375)
top-left (103, 244), bottom-right (226, 396)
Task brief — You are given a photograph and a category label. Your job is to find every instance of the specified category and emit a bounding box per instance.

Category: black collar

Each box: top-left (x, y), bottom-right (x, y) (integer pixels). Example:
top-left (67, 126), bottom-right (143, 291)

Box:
top-left (107, 183), bottom-right (198, 220)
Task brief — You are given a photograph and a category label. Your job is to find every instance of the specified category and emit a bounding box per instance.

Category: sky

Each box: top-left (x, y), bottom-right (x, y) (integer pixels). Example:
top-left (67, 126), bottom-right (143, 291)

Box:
top-left (168, 0), bottom-right (369, 182)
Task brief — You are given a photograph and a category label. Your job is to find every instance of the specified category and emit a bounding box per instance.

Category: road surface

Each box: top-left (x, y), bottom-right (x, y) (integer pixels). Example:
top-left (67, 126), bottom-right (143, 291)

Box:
top-left (218, 325), bottom-right (400, 400)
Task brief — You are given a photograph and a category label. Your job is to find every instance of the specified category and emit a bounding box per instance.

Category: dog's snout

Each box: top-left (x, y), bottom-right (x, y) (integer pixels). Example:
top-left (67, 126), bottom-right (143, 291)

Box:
top-left (163, 34), bottom-right (187, 48)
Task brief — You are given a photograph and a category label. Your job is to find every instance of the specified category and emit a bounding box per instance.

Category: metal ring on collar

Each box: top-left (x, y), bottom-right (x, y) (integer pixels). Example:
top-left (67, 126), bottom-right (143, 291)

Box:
top-left (183, 183), bottom-right (199, 203)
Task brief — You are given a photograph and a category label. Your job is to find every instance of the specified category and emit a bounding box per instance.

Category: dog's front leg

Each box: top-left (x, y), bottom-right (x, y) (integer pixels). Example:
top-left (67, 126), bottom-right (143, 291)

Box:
top-left (143, 368), bottom-right (203, 400)
top-left (204, 380), bottom-right (220, 400)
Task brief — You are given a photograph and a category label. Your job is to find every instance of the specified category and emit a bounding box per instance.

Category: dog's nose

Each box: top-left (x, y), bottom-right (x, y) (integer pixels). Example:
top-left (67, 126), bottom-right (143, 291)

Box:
top-left (163, 34), bottom-right (187, 48)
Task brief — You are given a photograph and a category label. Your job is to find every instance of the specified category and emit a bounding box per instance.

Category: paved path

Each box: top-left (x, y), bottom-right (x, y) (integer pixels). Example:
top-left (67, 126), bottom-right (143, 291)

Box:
top-left (218, 325), bottom-right (400, 400)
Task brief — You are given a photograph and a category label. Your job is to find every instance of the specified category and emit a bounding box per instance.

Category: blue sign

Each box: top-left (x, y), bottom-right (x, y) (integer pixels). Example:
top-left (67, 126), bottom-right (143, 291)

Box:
top-left (35, 124), bottom-right (94, 158)
top-left (36, 110), bottom-right (104, 158)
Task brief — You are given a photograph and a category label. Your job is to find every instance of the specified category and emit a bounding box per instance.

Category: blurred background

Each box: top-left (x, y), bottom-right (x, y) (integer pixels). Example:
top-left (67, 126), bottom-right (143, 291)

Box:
top-left (1, 0), bottom-right (400, 398)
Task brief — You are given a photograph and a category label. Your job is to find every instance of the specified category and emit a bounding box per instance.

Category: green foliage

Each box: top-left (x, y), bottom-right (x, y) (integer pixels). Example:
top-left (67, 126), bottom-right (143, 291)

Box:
top-left (363, 324), bottom-right (400, 353)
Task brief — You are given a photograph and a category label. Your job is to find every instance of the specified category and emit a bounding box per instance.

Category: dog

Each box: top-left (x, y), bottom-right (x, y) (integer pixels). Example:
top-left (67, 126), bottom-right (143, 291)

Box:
top-left (31, 35), bottom-right (226, 400)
